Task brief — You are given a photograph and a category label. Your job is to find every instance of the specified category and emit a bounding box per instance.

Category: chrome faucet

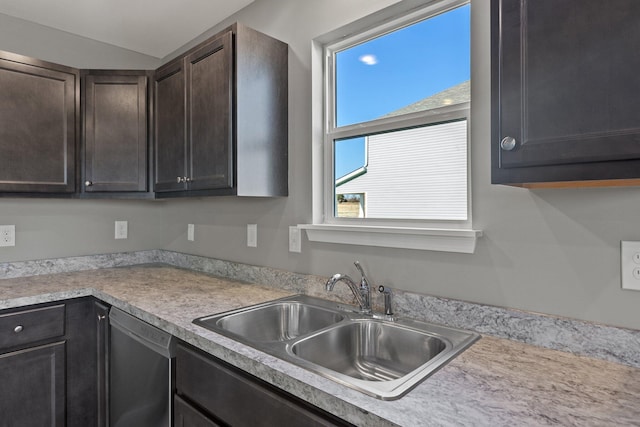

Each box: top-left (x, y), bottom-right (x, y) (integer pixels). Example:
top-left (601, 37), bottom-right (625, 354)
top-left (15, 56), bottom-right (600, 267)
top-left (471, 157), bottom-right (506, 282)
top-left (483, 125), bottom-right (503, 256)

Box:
top-left (325, 261), bottom-right (371, 313)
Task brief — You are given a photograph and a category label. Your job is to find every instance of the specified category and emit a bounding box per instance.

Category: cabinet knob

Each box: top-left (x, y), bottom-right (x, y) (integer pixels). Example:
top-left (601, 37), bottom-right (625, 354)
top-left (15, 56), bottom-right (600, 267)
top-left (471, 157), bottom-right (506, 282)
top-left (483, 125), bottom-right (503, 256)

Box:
top-left (500, 136), bottom-right (517, 151)
top-left (185, 177), bottom-right (192, 183)
top-left (85, 180), bottom-right (93, 187)
top-left (14, 325), bottom-right (23, 333)
top-left (97, 314), bottom-right (106, 321)
top-left (177, 176), bottom-right (184, 183)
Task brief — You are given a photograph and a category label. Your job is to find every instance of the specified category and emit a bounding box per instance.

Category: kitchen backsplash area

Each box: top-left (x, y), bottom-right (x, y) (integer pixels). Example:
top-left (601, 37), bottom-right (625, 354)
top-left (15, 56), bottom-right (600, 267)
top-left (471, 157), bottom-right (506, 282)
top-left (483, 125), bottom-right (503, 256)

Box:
top-left (1, 250), bottom-right (638, 368)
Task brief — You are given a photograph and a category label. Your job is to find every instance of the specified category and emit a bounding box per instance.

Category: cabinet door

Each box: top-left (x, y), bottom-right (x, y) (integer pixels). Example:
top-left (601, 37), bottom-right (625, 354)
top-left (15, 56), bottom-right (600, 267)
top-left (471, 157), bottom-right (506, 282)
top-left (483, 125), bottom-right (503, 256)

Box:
top-left (186, 31), bottom-right (234, 191)
top-left (65, 297), bottom-right (104, 427)
top-left (0, 53), bottom-right (76, 193)
top-left (492, 0), bottom-right (640, 184)
top-left (0, 341), bottom-right (66, 427)
top-left (155, 60), bottom-right (188, 192)
top-left (84, 74), bottom-right (148, 193)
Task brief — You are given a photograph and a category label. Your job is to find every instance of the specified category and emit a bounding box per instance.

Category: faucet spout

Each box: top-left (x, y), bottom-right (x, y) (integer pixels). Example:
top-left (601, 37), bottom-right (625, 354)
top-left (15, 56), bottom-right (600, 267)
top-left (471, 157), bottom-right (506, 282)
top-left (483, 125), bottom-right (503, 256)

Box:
top-left (325, 262), bottom-right (372, 313)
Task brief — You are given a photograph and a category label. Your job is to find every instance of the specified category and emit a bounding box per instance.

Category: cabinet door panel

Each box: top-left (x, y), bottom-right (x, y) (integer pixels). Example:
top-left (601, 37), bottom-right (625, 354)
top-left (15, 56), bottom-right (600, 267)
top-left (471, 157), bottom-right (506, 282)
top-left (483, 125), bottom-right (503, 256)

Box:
top-left (0, 55), bottom-right (76, 193)
top-left (186, 31), bottom-right (233, 191)
top-left (84, 75), bottom-right (147, 192)
top-left (65, 298), bottom-right (104, 427)
top-left (155, 60), bottom-right (187, 192)
top-left (494, 0), bottom-right (640, 178)
top-left (0, 341), bottom-right (66, 427)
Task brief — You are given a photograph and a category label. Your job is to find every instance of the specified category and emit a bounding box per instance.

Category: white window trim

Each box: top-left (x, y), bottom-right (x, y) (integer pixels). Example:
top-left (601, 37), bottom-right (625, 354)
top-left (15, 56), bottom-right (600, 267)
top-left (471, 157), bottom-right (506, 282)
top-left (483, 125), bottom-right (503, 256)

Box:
top-left (302, 0), bottom-right (482, 254)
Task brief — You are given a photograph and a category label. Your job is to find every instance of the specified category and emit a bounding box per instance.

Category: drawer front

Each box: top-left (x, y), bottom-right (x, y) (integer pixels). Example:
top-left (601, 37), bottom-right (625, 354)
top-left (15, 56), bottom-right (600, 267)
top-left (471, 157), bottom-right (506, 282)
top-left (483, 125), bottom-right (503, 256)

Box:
top-left (174, 395), bottom-right (221, 427)
top-left (0, 304), bottom-right (65, 351)
top-left (176, 344), bottom-right (350, 427)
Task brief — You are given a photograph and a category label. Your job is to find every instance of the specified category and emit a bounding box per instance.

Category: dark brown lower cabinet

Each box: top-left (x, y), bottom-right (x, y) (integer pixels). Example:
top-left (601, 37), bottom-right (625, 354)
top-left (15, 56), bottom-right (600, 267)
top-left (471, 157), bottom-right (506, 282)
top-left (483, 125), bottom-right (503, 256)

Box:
top-left (175, 395), bottom-right (221, 427)
top-left (0, 341), bottom-right (66, 427)
top-left (175, 343), bottom-right (354, 427)
top-left (0, 298), bottom-right (107, 427)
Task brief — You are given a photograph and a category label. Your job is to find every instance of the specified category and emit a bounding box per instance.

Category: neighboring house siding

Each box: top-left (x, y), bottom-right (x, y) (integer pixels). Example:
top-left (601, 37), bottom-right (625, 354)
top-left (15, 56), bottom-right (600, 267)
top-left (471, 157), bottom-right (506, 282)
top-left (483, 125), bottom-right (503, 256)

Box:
top-left (336, 120), bottom-right (468, 220)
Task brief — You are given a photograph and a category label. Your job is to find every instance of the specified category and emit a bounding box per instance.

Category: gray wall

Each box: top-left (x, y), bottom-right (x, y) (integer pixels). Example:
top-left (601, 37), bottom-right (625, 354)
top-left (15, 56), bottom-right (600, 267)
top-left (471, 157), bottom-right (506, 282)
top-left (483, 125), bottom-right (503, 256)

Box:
top-left (0, 14), bottom-right (164, 261)
top-left (1, 0), bottom-right (639, 330)
top-left (0, 13), bottom-right (161, 69)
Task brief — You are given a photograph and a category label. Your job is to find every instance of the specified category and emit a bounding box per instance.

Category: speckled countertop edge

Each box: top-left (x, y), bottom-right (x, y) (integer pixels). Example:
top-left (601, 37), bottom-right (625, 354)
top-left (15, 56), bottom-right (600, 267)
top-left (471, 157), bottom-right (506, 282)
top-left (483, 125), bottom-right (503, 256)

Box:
top-left (0, 264), bottom-right (639, 426)
top-left (2, 249), bottom-right (638, 369)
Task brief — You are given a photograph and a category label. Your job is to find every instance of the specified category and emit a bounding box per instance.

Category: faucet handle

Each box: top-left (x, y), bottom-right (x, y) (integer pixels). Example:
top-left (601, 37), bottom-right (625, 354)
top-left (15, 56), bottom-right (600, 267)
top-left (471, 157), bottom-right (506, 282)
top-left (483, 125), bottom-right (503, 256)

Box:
top-left (354, 261), bottom-right (364, 275)
top-left (353, 261), bottom-right (369, 287)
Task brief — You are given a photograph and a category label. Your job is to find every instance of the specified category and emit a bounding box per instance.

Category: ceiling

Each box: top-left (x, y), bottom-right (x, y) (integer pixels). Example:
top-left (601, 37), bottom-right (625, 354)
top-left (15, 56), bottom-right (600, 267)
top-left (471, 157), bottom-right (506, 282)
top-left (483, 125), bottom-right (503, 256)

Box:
top-left (0, 0), bottom-right (254, 59)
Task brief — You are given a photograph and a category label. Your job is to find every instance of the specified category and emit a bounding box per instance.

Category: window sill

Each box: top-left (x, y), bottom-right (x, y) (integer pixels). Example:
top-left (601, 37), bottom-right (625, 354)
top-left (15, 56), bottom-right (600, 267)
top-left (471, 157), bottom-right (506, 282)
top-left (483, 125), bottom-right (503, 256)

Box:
top-left (298, 224), bottom-right (482, 253)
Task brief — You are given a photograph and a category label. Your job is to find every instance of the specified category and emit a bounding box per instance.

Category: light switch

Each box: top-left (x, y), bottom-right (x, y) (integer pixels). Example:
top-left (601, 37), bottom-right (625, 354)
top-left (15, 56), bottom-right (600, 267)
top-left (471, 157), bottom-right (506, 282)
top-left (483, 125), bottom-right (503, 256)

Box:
top-left (289, 226), bottom-right (301, 253)
top-left (247, 224), bottom-right (257, 247)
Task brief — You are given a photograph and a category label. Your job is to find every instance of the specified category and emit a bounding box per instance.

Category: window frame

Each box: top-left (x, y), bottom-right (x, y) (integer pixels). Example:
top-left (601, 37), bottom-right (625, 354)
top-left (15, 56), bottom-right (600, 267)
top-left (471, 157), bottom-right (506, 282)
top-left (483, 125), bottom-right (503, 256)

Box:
top-left (302, 0), bottom-right (482, 253)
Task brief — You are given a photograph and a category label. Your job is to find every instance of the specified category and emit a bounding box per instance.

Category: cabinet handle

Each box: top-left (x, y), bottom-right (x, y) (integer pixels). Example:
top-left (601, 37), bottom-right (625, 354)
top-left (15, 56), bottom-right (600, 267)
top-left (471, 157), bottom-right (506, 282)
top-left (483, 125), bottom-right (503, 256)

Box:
top-left (176, 176), bottom-right (185, 183)
top-left (500, 136), bottom-right (517, 151)
top-left (85, 180), bottom-right (93, 187)
top-left (14, 325), bottom-right (23, 333)
top-left (97, 314), bottom-right (106, 322)
top-left (185, 177), bottom-right (192, 183)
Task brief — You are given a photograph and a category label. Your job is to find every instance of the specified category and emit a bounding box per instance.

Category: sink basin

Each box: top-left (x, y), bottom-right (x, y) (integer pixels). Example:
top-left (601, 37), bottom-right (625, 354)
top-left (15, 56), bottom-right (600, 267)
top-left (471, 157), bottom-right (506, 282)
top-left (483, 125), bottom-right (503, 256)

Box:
top-left (291, 320), bottom-right (447, 382)
top-left (193, 295), bottom-right (479, 400)
top-left (193, 296), bottom-right (344, 342)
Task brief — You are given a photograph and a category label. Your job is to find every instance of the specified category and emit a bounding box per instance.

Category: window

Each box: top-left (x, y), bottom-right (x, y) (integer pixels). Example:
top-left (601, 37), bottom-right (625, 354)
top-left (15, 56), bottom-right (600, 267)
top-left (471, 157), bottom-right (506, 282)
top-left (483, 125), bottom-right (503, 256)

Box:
top-left (303, 0), bottom-right (482, 253)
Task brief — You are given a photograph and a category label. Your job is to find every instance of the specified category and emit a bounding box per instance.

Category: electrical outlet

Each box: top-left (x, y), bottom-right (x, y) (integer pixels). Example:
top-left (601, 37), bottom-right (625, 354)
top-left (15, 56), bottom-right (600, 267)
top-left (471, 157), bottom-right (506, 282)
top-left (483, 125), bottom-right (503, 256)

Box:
top-left (621, 241), bottom-right (640, 291)
top-left (115, 221), bottom-right (128, 240)
top-left (0, 225), bottom-right (15, 247)
top-left (188, 224), bottom-right (195, 241)
top-left (247, 224), bottom-right (257, 247)
top-left (289, 226), bottom-right (301, 253)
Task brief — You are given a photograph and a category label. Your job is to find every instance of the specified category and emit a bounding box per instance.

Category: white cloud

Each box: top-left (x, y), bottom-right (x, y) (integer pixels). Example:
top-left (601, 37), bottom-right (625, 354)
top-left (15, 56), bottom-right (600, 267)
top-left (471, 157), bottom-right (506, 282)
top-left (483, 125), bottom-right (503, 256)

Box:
top-left (359, 54), bottom-right (378, 65)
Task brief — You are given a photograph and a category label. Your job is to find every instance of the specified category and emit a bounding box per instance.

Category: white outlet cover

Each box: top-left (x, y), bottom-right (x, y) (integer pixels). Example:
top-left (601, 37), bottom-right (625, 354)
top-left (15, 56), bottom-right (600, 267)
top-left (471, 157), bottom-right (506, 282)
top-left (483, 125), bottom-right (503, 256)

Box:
top-left (621, 241), bottom-right (640, 291)
top-left (187, 224), bottom-right (195, 241)
top-left (115, 221), bottom-right (128, 240)
top-left (0, 225), bottom-right (15, 247)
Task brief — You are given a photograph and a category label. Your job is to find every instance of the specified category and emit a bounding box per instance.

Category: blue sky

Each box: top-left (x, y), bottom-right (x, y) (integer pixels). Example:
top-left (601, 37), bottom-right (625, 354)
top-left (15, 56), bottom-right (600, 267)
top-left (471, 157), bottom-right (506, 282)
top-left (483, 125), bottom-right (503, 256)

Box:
top-left (334, 4), bottom-right (470, 179)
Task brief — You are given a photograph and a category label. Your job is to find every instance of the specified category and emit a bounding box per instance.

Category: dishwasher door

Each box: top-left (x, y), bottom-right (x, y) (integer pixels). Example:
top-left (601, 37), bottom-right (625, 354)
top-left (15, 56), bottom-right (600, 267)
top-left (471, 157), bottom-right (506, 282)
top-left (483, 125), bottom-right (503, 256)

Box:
top-left (109, 308), bottom-right (175, 427)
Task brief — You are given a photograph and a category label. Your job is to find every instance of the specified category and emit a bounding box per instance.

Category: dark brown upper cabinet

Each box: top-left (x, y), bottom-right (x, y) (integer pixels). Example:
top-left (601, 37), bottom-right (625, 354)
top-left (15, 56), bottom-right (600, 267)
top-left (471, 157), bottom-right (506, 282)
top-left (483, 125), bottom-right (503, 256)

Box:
top-left (0, 51), bottom-right (78, 195)
top-left (154, 33), bottom-right (232, 194)
top-left (82, 71), bottom-right (151, 196)
top-left (492, 0), bottom-right (640, 188)
top-left (154, 23), bottom-right (288, 198)
top-left (154, 60), bottom-right (187, 193)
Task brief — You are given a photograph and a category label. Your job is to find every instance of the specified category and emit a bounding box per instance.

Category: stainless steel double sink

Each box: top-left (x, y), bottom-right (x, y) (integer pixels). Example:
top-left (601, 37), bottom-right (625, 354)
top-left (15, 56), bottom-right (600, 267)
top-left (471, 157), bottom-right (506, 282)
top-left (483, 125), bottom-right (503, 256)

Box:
top-left (193, 295), bottom-right (479, 400)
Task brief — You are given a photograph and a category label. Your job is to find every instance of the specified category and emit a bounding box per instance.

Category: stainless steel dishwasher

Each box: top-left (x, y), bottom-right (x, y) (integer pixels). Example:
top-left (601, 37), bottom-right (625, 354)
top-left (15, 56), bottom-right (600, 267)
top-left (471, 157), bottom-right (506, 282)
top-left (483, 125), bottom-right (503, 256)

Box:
top-left (109, 308), bottom-right (175, 427)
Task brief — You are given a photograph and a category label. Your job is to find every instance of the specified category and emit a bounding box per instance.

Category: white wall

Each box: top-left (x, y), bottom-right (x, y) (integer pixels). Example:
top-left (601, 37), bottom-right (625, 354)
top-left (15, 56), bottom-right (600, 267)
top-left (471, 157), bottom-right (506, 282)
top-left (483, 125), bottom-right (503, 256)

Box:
top-left (1, 0), bottom-right (639, 330)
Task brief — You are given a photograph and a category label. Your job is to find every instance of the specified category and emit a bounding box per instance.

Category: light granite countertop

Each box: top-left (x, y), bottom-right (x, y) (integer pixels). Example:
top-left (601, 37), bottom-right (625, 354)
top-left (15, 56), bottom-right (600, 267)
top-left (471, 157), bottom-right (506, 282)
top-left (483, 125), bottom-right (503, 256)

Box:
top-left (1, 264), bottom-right (639, 426)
